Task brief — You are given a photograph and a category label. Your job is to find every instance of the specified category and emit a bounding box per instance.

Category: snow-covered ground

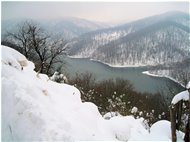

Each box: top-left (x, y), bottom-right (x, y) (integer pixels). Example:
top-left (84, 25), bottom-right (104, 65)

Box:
top-left (1, 45), bottom-right (185, 141)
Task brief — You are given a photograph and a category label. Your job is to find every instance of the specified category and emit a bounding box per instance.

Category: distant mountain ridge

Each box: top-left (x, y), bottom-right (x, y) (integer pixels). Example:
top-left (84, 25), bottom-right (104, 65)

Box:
top-left (67, 11), bottom-right (190, 67)
top-left (1, 17), bottom-right (110, 40)
top-left (39, 17), bottom-right (110, 40)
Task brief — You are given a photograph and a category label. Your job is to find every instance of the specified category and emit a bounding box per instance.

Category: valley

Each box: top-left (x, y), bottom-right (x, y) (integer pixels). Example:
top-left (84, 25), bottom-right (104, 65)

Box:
top-left (2, 2), bottom-right (190, 141)
top-left (2, 11), bottom-right (189, 91)
top-left (62, 56), bottom-right (184, 95)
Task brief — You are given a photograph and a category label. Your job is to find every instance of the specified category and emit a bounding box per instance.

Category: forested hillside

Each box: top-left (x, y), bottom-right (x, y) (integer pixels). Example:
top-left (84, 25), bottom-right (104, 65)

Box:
top-left (68, 11), bottom-right (190, 67)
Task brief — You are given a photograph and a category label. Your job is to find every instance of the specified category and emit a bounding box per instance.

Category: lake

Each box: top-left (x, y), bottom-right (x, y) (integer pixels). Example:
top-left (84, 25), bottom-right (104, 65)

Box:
top-left (61, 56), bottom-right (184, 97)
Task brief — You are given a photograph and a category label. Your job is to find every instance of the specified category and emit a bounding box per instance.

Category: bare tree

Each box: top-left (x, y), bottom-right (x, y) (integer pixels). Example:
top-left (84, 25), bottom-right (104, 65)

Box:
top-left (45, 39), bottom-right (68, 75)
top-left (7, 22), bottom-right (31, 58)
top-left (27, 22), bottom-right (50, 73)
top-left (4, 21), bottom-right (67, 75)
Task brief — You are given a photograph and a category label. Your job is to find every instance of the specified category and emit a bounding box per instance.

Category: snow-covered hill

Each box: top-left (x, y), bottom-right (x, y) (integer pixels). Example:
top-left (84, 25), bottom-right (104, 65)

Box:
top-left (68, 11), bottom-right (190, 66)
top-left (1, 45), bottom-right (185, 141)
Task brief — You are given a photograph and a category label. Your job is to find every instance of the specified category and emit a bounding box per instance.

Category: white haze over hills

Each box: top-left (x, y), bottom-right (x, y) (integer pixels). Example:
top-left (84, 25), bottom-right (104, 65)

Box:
top-left (1, 45), bottom-right (185, 141)
top-left (1, 17), bottom-right (111, 40)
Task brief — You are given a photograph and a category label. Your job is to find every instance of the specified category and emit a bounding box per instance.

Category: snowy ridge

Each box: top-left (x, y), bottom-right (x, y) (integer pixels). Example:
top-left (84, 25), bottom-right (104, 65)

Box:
top-left (1, 17), bottom-right (110, 41)
top-left (2, 45), bottom-right (185, 141)
top-left (68, 11), bottom-right (190, 67)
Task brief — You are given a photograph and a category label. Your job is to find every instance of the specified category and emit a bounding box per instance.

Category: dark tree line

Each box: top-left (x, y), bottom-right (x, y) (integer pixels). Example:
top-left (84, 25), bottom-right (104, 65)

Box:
top-left (2, 21), bottom-right (67, 75)
top-left (69, 72), bottom-right (170, 125)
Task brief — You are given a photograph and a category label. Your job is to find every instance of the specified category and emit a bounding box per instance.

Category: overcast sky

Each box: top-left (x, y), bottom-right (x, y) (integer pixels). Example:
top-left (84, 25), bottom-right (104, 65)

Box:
top-left (2, 1), bottom-right (189, 24)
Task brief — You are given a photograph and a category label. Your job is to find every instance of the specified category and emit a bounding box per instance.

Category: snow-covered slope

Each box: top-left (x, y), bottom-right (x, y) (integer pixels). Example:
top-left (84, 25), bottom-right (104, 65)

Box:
top-left (1, 45), bottom-right (114, 141)
top-left (1, 45), bottom-right (185, 141)
top-left (68, 11), bottom-right (190, 66)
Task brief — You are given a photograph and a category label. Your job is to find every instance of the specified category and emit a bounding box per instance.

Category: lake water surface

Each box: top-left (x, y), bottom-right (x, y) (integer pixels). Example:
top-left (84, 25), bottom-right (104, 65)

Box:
top-left (62, 57), bottom-right (184, 96)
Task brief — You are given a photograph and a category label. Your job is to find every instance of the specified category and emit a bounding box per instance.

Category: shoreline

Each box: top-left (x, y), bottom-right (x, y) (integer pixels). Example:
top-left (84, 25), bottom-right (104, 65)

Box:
top-left (68, 55), bottom-right (185, 88)
top-left (68, 55), bottom-right (147, 68)
top-left (142, 71), bottom-right (185, 88)
top-left (90, 58), bottom-right (147, 68)
top-left (67, 55), bottom-right (90, 59)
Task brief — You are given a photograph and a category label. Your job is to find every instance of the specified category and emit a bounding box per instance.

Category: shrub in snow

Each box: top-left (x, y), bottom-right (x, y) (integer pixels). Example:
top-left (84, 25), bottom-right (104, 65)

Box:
top-left (141, 119), bottom-right (150, 131)
top-left (158, 114), bottom-right (161, 119)
top-left (139, 111), bottom-right (143, 116)
top-left (131, 107), bottom-right (138, 114)
top-left (50, 72), bottom-right (68, 83)
top-left (70, 72), bottom-right (169, 124)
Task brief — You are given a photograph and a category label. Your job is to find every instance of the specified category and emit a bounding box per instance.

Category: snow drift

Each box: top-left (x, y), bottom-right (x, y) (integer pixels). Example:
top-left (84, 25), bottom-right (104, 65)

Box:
top-left (1, 45), bottom-right (184, 141)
